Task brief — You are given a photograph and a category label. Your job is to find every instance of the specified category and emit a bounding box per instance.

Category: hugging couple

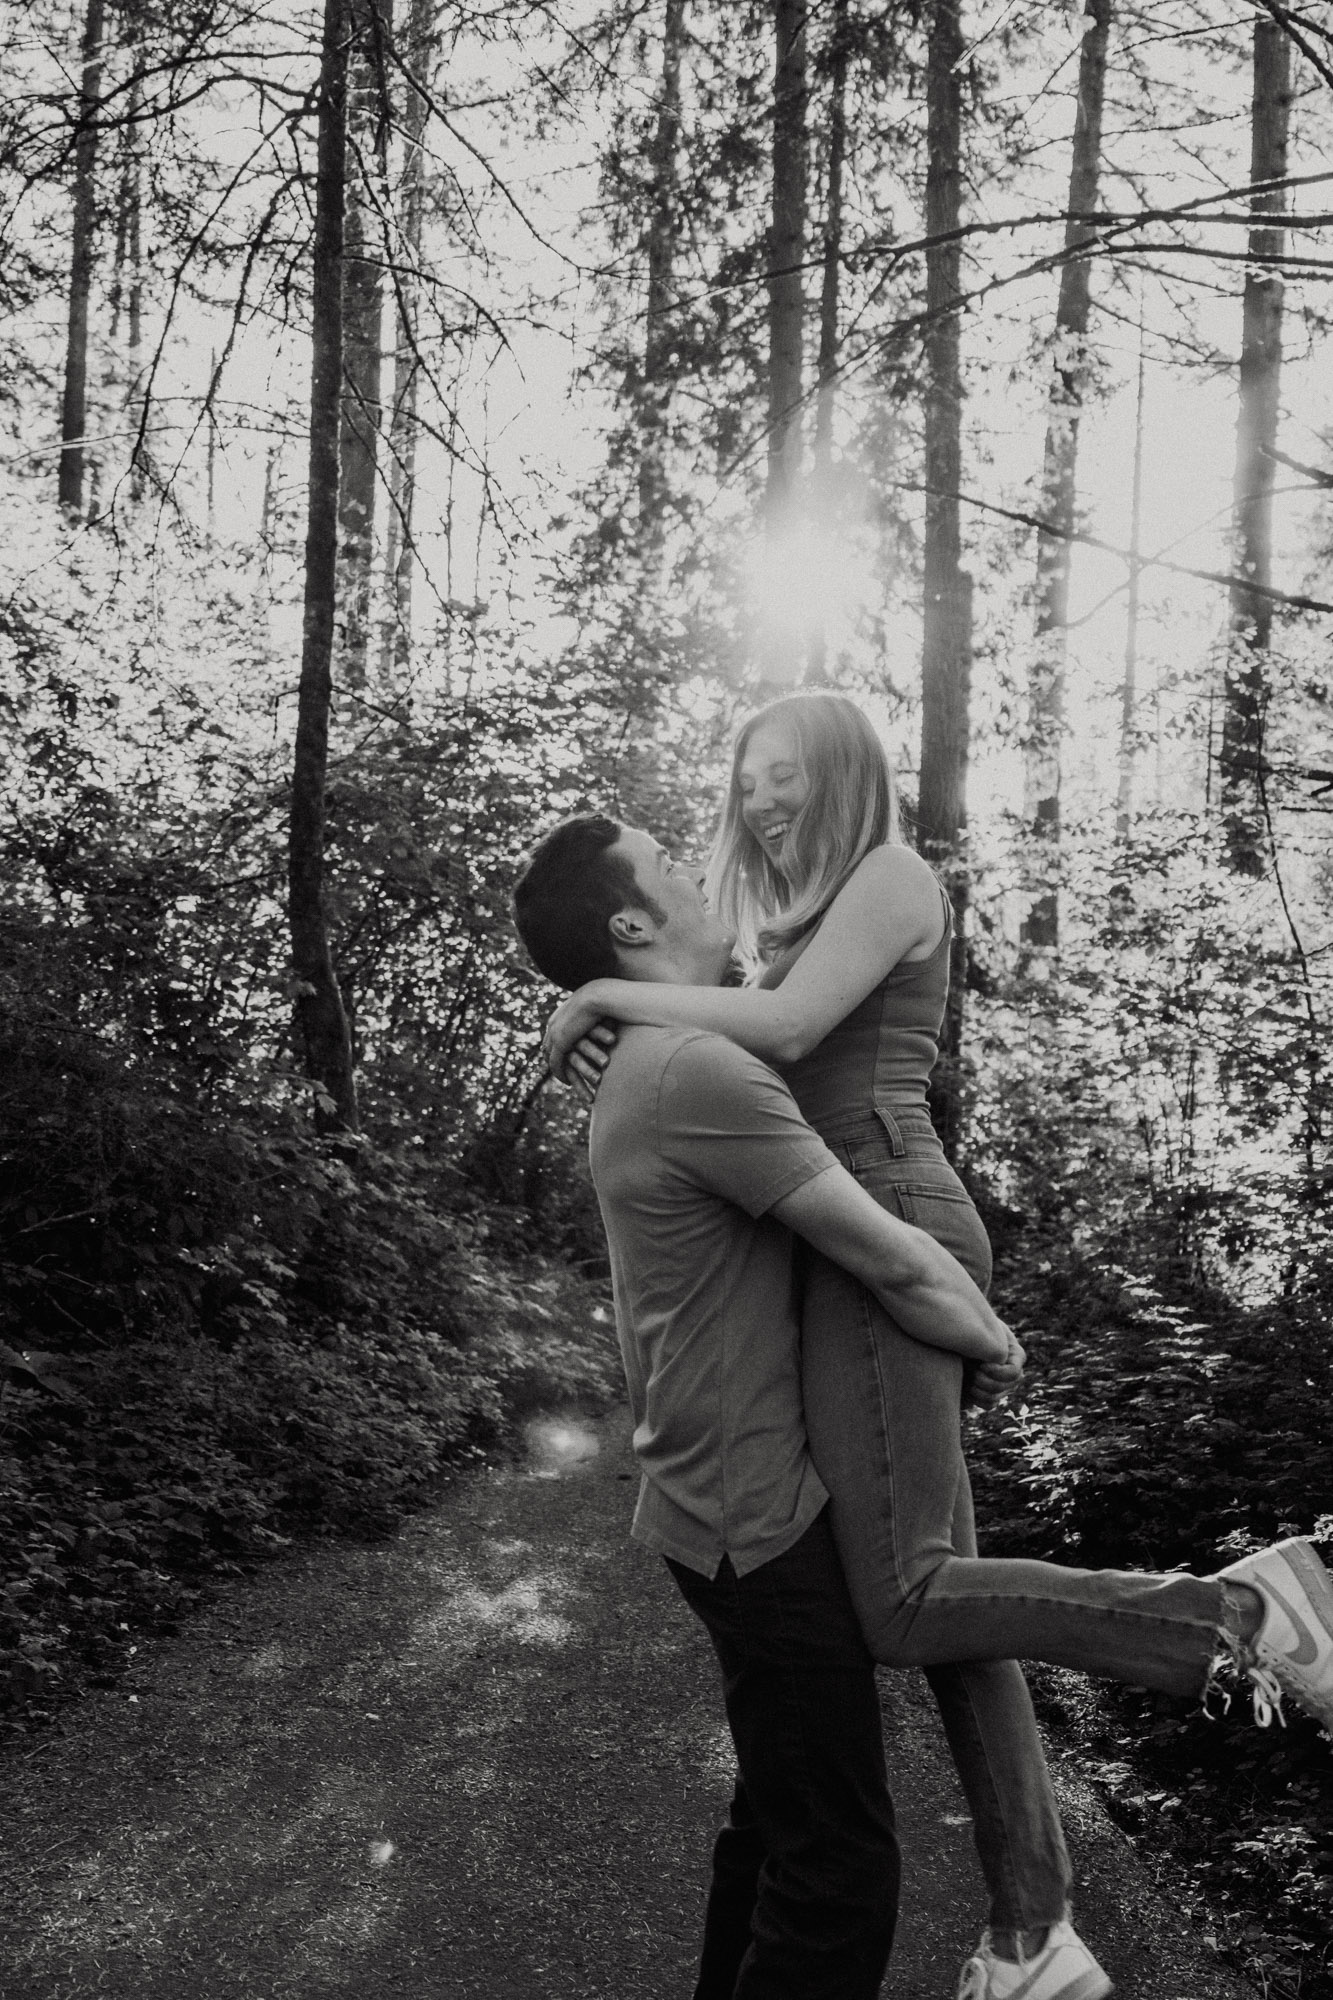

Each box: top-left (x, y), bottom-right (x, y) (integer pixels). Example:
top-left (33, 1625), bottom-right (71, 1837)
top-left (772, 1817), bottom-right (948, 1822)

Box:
top-left (512, 690), bottom-right (1333, 2000)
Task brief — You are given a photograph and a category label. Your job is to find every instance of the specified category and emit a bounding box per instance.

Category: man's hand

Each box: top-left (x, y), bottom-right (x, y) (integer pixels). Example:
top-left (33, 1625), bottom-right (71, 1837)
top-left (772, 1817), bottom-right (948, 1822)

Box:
top-left (966, 1325), bottom-right (1026, 1411)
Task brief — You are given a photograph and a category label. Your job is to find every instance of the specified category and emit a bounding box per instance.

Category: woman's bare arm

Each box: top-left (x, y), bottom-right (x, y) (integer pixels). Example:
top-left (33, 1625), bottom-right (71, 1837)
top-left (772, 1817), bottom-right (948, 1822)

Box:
top-left (544, 844), bottom-right (944, 1078)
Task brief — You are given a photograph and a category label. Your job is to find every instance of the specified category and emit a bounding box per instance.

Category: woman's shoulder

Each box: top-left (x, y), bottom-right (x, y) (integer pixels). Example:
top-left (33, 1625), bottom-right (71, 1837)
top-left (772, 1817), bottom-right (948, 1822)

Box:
top-left (843, 841), bottom-right (942, 905)
top-left (836, 844), bottom-right (947, 958)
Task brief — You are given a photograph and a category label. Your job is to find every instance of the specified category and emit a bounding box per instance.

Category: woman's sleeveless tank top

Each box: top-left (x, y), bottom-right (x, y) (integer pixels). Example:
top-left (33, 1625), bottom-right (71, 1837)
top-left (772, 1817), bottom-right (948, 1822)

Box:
top-left (757, 893), bottom-right (952, 1135)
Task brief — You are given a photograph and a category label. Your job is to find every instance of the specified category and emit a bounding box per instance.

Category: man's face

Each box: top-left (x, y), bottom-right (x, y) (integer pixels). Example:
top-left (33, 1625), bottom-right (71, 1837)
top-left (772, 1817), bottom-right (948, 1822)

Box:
top-left (611, 827), bottom-right (736, 977)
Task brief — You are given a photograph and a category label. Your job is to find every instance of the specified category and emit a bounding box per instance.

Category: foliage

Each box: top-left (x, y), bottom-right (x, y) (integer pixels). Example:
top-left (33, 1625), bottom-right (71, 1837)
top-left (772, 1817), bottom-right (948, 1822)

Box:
top-left (968, 1249), bottom-right (1333, 1575)
top-left (957, 813), bottom-right (1333, 1994)
top-left (966, 1243), bottom-right (1333, 1999)
top-left (0, 917), bottom-right (620, 1728)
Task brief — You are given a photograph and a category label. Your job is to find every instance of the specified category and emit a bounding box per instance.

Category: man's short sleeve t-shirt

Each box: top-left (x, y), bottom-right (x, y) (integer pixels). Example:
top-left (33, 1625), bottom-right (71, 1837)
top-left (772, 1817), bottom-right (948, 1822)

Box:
top-left (589, 1024), bottom-right (838, 1577)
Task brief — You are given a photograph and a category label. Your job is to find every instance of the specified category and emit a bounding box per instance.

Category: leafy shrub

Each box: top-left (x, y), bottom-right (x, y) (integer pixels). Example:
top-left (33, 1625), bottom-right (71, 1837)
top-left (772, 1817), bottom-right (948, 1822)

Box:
top-left (964, 1239), bottom-right (1333, 1999)
top-left (0, 962), bottom-right (619, 1728)
top-left (968, 1252), bottom-right (1333, 1571)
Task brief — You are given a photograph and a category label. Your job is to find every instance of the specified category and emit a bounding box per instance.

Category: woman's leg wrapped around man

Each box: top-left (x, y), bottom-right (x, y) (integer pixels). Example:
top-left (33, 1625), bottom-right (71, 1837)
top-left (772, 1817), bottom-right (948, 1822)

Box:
top-left (801, 1249), bottom-right (1072, 1932)
top-left (802, 1251), bottom-right (1229, 1696)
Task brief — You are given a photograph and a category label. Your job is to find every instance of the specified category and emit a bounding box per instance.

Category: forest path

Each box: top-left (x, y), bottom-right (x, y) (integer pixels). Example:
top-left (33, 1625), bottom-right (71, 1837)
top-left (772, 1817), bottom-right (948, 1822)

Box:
top-left (0, 1404), bottom-right (1253, 2000)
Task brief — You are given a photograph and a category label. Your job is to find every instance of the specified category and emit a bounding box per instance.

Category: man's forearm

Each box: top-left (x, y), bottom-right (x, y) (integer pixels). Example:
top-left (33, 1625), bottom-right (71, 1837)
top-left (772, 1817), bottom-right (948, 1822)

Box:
top-left (771, 1166), bottom-right (1008, 1362)
top-left (858, 1243), bottom-right (1007, 1361)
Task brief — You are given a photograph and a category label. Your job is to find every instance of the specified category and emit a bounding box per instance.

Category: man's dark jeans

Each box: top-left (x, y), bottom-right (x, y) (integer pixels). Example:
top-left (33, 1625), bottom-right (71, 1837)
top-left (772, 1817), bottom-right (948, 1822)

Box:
top-left (667, 1508), bottom-right (899, 2000)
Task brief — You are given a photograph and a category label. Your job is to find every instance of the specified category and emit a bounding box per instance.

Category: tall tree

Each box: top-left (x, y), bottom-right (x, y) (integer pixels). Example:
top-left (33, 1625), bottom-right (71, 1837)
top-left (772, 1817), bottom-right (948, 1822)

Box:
top-left (1115, 305), bottom-right (1147, 845)
top-left (290, 0), bottom-right (359, 1132)
top-left (120, 34), bottom-right (146, 502)
top-left (1220, 16), bottom-right (1291, 876)
top-left (763, 0), bottom-right (807, 681)
top-left (812, 0), bottom-right (847, 487)
top-left (807, 0), bottom-right (849, 684)
top-left (107, 32), bottom-right (143, 368)
top-left (918, 0), bottom-right (971, 1159)
top-left (638, 0), bottom-right (686, 551)
top-left (1022, 0), bottom-right (1112, 946)
top-left (337, 0), bottom-right (393, 686)
top-left (380, 0), bottom-right (431, 682)
top-left (58, 0), bottom-right (106, 517)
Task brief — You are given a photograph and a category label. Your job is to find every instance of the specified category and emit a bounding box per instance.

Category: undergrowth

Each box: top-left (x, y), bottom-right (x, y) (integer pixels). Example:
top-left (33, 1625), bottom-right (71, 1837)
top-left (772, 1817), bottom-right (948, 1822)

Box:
top-left (0, 1002), bottom-right (619, 1733)
top-left (970, 1243), bottom-right (1333, 2000)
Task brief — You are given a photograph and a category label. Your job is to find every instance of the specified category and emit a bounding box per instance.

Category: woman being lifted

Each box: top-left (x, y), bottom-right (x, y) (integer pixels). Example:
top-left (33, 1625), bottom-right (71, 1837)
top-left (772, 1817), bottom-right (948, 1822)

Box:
top-left (543, 691), bottom-right (1333, 2000)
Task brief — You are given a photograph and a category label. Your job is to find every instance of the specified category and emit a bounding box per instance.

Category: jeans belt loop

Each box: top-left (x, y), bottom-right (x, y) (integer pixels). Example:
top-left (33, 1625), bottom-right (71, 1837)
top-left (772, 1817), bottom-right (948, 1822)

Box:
top-left (872, 1103), bottom-right (907, 1157)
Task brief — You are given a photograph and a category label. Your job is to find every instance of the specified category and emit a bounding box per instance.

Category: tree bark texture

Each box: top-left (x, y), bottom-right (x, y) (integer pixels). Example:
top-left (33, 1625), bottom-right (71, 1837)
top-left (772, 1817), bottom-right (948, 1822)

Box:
top-left (59, 0), bottom-right (106, 517)
top-left (812, 0), bottom-right (847, 486)
top-left (1115, 309), bottom-right (1146, 844)
top-left (124, 49), bottom-right (146, 500)
top-left (638, 0), bottom-right (685, 548)
top-left (380, 0), bottom-right (432, 682)
top-left (918, 0), bottom-right (971, 1161)
top-left (1222, 16), bottom-right (1290, 877)
top-left (807, 0), bottom-right (848, 685)
top-left (337, 0), bottom-right (393, 687)
top-left (290, 0), bottom-right (359, 1133)
top-left (108, 39), bottom-right (142, 358)
top-left (759, 0), bottom-right (808, 684)
top-left (1022, 0), bottom-right (1111, 947)
top-left (766, 0), bottom-right (807, 530)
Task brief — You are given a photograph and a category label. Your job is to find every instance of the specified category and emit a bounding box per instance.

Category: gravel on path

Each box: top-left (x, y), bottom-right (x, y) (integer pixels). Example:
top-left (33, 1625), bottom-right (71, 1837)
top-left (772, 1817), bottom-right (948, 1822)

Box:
top-left (0, 1404), bottom-right (1255, 2000)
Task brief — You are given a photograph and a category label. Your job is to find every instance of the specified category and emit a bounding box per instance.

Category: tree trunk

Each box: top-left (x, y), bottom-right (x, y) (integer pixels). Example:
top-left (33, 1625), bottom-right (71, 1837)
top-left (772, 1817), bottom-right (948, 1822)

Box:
top-left (812, 0), bottom-right (846, 486)
top-left (58, 0), bottom-right (105, 517)
top-left (807, 0), bottom-right (848, 684)
top-left (290, 0), bottom-right (359, 1133)
top-left (1022, 0), bottom-right (1111, 947)
top-left (762, 0), bottom-right (807, 681)
top-left (380, 0), bottom-right (431, 682)
top-left (206, 352), bottom-right (217, 536)
top-left (1221, 17), bottom-right (1290, 877)
top-left (337, 0), bottom-right (393, 687)
top-left (919, 0), bottom-right (972, 1162)
top-left (638, 0), bottom-right (686, 550)
top-left (125, 56), bottom-right (145, 499)
top-left (1115, 306), bottom-right (1146, 845)
top-left (103, 52), bottom-right (138, 511)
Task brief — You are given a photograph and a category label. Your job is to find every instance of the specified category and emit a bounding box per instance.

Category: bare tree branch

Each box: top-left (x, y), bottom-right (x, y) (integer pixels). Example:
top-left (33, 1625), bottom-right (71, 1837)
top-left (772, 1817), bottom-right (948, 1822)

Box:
top-left (901, 483), bottom-right (1333, 616)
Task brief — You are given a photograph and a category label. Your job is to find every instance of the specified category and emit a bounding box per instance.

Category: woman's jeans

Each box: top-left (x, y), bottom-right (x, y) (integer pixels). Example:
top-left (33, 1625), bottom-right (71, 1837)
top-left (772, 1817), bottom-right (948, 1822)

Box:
top-left (800, 1106), bottom-right (1227, 1932)
top-left (667, 1510), bottom-right (899, 2000)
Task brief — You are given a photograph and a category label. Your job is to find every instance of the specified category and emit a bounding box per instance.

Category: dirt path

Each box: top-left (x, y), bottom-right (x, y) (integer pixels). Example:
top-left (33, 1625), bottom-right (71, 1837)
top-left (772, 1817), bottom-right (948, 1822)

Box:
top-left (0, 1405), bottom-right (1254, 2000)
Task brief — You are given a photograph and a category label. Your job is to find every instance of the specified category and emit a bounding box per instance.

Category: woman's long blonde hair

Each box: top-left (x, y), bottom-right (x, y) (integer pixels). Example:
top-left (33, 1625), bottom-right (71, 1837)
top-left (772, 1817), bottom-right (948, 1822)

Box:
top-left (705, 692), bottom-right (899, 964)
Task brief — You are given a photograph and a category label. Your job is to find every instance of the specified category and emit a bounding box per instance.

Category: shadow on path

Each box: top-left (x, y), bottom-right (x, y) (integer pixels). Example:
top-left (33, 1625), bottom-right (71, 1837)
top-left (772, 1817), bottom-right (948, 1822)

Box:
top-left (0, 1406), bottom-right (1254, 1999)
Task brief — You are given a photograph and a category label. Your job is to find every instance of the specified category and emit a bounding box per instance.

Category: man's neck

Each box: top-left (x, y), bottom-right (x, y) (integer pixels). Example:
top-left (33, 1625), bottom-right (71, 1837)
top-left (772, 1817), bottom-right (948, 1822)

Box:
top-left (617, 951), bottom-right (726, 988)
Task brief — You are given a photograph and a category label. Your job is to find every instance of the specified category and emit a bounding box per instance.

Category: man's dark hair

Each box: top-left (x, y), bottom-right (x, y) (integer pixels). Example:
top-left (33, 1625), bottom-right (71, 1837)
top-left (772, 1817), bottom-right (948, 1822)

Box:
top-left (513, 813), bottom-right (665, 990)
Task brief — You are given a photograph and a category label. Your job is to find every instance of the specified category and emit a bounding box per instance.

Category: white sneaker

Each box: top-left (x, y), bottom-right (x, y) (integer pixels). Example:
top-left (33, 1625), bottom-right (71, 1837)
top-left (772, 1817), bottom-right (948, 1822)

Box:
top-left (1216, 1536), bottom-right (1333, 1731)
top-left (957, 1922), bottom-right (1112, 2000)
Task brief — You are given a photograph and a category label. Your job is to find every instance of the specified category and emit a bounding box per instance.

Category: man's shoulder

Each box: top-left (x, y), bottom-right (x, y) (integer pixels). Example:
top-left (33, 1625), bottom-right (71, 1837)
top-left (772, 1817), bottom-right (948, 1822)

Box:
top-left (615, 1023), bottom-right (777, 1101)
top-left (605, 1023), bottom-right (760, 1092)
top-left (593, 1021), bottom-right (831, 1218)
top-left (594, 1027), bottom-right (782, 1153)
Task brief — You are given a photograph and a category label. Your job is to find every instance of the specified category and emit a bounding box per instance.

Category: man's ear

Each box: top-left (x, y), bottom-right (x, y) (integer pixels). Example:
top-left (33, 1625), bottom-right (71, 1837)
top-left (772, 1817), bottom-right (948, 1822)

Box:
top-left (608, 908), bottom-right (657, 951)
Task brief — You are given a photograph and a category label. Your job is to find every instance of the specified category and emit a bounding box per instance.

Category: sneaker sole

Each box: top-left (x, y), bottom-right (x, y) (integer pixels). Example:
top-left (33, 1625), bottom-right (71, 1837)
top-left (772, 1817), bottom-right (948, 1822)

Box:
top-left (1252, 1540), bottom-right (1333, 1726)
top-left (1033, 1973), bottom-right (1112, 2000)
top-left (995, 1965), bottom-right (1113, 2000)
top-left (1276, 1540), bottom-right (1333, 1648)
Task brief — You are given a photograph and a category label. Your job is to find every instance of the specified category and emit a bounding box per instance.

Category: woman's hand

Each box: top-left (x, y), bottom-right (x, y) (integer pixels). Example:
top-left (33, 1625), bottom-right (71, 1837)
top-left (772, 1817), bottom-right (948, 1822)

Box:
top-left (542, 981), bottom-right (614, 1080)
top-left (966, 1325), bottom-right (1026, 1411)
top-left (561, 1022), bottom-right (618, 1105)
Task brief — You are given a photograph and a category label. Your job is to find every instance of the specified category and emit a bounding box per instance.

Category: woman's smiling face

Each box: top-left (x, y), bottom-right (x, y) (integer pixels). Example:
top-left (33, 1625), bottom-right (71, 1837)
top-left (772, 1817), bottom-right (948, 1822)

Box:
top-left (737, 719), bottom-right (809, 873)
